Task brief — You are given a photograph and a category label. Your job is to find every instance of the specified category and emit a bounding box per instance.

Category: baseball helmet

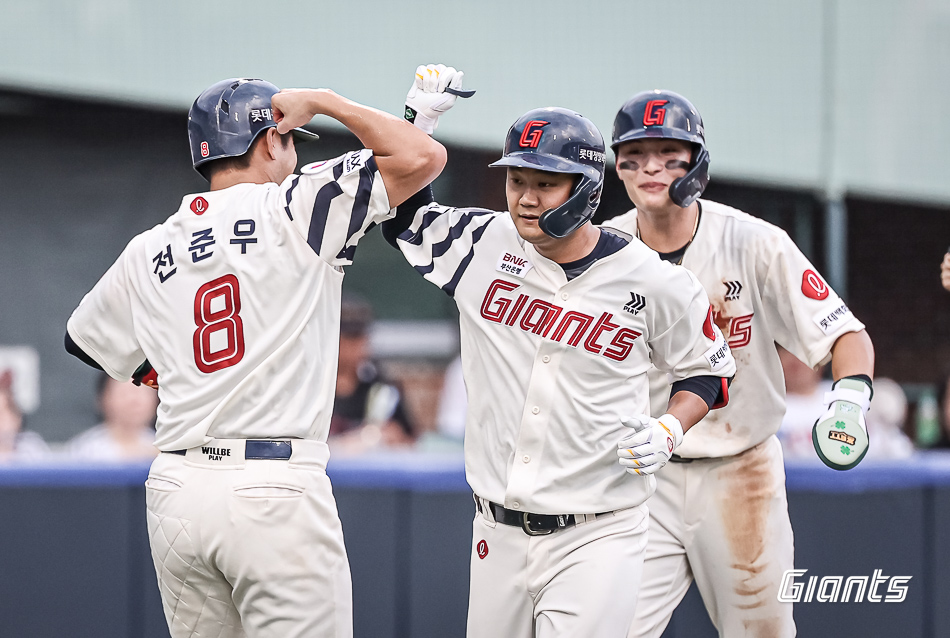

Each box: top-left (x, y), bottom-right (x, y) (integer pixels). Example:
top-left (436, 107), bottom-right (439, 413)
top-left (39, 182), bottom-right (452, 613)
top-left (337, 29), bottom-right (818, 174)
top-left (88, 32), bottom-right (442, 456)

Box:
top-left (611, 90), bottom-right (709, 208)
top-left (188, 78), bottom-right (319, 175)
top-left (490, 107), bottom-right (606, 239)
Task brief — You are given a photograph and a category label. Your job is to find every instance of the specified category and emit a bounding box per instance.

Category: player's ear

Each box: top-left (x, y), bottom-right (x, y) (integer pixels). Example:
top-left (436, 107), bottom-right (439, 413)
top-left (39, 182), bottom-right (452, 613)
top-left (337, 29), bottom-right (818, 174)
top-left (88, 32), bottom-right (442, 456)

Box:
top-left (263, 127), bottom-right (281, 161)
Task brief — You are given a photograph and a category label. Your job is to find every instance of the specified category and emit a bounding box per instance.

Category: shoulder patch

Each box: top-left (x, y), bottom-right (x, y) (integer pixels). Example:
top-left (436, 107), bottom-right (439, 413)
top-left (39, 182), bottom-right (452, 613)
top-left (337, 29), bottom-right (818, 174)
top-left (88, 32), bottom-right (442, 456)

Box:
top-left (812, 303), bottom-right (856, 336)
top-left (802, 269), bottom-right (830, 300)
top-left (342, 151), bottom-right (364, 176)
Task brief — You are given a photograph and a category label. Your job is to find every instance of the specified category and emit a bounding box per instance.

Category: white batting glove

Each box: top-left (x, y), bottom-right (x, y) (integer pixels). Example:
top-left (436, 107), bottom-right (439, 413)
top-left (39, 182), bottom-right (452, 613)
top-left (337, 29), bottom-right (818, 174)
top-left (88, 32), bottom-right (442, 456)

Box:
top-left (405, 64), bottom-right (465, 134)
top-left (617, 414), bottom-right (684, 476)
top-left (812, 377), bottom-right (871, 470)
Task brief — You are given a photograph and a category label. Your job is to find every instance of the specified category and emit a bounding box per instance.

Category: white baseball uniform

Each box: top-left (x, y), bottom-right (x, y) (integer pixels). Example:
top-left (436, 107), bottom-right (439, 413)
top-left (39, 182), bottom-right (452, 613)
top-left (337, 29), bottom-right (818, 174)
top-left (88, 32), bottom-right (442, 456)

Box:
top-left (390, 203), bottom-right (736, 638)
top-left (67, 149), bottom-right (392, 638)
top-left (605, 200), bottom-right (866, 638)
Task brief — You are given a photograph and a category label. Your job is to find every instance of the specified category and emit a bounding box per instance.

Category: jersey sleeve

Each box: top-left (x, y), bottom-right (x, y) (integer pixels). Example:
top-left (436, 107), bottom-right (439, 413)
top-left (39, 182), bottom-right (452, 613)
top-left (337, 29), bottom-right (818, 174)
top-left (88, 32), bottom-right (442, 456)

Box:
top-left (759, 231), bottom-right (865, 368)
top-left (65, 240), bottom-right (146, 380)
top-left (280, 149), bottom-right (393, 267)
top-left (647, 265), bottom-right (737, 383)
top-left (390, 201), bottom-right (502, 297)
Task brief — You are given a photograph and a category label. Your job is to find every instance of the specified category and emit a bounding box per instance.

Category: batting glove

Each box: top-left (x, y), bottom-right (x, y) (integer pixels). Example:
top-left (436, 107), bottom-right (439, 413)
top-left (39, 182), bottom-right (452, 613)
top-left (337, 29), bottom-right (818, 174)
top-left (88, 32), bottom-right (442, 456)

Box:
top-left (405, 64), bottom-right (465, 134)
top-left (812, 377), bottom-right (871, 470)
top-left (617, 414), bottom-right (684, 476)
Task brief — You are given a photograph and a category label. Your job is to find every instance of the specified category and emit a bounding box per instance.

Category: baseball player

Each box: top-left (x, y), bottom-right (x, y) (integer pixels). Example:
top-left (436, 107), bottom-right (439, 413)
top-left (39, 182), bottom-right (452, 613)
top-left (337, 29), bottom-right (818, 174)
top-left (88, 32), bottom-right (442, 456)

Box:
top-left (384, 65), bottom-right (736, 637)
top-left (603, 90), bottom-right (876, 637)
top-left (64, 78), bottom-right (445, 637)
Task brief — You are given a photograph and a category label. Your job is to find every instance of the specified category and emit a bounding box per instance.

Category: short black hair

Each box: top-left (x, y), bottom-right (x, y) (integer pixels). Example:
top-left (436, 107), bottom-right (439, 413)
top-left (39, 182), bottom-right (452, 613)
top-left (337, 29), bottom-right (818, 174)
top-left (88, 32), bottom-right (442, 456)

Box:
top-left (198, 129), bottom-right (292, 181)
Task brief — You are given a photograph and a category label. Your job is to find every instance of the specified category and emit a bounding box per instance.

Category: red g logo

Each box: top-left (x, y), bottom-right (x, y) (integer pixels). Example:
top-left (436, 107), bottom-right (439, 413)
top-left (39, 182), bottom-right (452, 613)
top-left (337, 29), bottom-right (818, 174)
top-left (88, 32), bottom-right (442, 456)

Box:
top-left (518, 120), bottom-right (549, 148)
top-left (190, 196), bottom-right (209, 215)
top-left (643, 100), bottom-right (668, 126)
top-left (200, 141), bottom-right (210, 158)
top-left (801, 270), bottom-right (829, 300)
top-left (476, 539), bottom-right (489, 559)
top-left (667, 437), bottom-right (674, 453)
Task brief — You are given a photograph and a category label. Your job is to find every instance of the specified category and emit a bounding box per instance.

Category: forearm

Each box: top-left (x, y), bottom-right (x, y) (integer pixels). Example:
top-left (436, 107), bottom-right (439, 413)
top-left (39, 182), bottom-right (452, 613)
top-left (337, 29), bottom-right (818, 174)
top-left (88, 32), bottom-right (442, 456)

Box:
top-left (307, 90), bottom-right (435, 159)
top-left (830, 329), bottom-right (874, 381)
top-left (665, 390), bottom-right (709, 433)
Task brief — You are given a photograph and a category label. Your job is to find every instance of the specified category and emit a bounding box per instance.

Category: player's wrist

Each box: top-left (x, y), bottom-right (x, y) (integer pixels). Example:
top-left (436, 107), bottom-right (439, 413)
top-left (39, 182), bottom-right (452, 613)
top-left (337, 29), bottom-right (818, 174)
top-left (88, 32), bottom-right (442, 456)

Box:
top-left (656, 414), bottom-right (684, 449)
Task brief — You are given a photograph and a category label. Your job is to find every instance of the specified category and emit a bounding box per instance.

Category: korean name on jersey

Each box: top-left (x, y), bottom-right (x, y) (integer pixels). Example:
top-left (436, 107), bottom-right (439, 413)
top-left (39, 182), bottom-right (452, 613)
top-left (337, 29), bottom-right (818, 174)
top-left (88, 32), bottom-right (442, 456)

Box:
top-left (66, 151), bottom-right (393, 451)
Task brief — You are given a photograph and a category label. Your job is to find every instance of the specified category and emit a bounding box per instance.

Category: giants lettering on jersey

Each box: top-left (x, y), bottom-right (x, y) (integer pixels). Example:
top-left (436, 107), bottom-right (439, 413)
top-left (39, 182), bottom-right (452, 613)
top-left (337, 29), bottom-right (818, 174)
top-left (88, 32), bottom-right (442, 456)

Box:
top-left (712, 310), bottom-right (754, 349)
top-left (479, 279), bottom-right (640, 361)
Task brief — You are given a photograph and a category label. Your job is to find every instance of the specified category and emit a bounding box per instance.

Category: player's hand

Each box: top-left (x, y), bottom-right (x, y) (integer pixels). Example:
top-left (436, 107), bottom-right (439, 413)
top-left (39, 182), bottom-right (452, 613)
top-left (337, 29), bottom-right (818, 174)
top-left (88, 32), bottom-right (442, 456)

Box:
top-left (405, 64), bottom-right (466, 134)
top-left (941, 252), bottom-right (950, 292)
top-left (617, 413), bottom-right (684, 476)
top-left (272, 88), bottom-right (336, 134)
top-left (812, 377), bottom-right (871, 470)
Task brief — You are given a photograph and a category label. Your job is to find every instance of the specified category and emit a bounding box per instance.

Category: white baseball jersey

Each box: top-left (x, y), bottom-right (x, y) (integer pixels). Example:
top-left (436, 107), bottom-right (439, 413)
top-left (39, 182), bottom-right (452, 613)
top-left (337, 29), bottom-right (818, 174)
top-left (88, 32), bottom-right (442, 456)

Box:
top-left (605, 200), bottom-right (865, 458)
top-left (392, 204), bottom-right (735, 515)
top-left (67, 150), bottom-right (392, 451)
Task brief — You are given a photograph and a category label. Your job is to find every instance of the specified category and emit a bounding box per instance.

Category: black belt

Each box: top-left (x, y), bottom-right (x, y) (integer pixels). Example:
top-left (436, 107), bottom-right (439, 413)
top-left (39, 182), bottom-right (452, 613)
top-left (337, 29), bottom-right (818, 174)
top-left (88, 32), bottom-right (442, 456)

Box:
top-left (483, 500), bottom-right (611, 536)
top-left (669, 454), bottom-right (694, 464)
top-left (165, 440), bottom-right (293, 460)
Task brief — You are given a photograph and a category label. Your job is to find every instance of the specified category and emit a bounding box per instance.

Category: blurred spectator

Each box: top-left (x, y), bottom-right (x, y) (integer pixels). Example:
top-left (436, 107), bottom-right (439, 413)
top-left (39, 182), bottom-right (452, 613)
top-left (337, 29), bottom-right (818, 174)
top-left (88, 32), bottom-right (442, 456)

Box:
top-left (776, 346), bottom-right (831, 459)
top-left (66, 374), bottom-right (158, 462)
top-left (863, 377), bottom-right (914, 459)
top-left (932, 369), bottom-right (950, 449)
top-left (941, 252), bottom-right (950, 292)
top-left (329, 294), bottom-right (414, 454)
top-left (0, 370), bottom-right (50, 462)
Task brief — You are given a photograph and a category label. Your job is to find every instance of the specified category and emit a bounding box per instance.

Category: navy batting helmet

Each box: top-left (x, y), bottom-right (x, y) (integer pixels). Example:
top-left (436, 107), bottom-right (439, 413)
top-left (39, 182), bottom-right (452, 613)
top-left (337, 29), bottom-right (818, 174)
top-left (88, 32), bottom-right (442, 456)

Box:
top-left (188, 78), bottom-right (319, 176)
top-left (490, 107), bottom-right (606, 239)
top-left (611, 90), bottom-right (709, 208)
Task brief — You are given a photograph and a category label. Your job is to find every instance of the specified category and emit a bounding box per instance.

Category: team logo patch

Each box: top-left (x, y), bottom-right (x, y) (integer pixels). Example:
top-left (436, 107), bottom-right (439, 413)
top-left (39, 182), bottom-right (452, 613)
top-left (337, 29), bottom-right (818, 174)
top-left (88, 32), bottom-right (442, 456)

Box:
top-left (190, 197), bottom-right (209, 215)
top-left (496, 251), bottom-right (533, 279)
top-left (519, 120), bottom-right (549, 148)
top-left (724, 280), bottom-right (742, 301)
top-left (200, 141), bottom-right (210, 158)
top-left (623, 292), bottom-right (646, 315)
top-left (802, 270), bottom-right (829, 300)
top-left (477, 539), bottom-right (489, 559)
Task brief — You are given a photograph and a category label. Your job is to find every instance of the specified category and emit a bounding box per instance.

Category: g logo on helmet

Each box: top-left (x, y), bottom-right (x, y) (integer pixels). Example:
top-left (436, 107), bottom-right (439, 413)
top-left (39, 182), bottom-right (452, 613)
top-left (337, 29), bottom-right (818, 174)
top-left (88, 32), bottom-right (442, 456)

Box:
top-left (801, 270), bottom-right (829, 300)
top-left (643, 100), bottom-right (669, 126)
top-left (518, 120), bottom-right (549, 149)
top-left (200, 141), bottom-right (210, 158)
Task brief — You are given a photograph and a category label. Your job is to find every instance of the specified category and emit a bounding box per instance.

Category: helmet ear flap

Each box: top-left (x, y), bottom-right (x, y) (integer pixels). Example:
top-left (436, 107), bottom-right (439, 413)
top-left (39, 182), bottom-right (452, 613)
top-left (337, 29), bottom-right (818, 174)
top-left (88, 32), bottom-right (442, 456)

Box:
top-left (669, 147), bottom-right (710, 208)
top-left (538, 174), bottom-right (602, 239)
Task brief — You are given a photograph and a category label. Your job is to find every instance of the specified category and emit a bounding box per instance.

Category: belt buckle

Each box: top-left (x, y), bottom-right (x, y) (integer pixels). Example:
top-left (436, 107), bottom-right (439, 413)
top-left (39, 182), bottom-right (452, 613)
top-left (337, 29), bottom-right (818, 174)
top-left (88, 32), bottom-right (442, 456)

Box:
top-left (521, 512), bottom-right (556, 536)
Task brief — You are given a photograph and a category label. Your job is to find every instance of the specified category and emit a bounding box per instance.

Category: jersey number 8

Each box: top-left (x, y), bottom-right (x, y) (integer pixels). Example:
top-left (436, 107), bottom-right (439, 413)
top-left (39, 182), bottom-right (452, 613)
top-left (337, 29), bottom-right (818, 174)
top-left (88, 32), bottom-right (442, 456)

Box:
top-left (193, 274), bottom-right (246, 373)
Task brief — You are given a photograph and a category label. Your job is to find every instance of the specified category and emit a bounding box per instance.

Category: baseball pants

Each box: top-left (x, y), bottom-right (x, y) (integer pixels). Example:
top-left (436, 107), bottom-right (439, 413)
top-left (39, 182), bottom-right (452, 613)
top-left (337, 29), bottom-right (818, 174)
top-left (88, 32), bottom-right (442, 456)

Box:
top-left (628, 435), bottom-right (796, 638)
top-left (145, 439), bottom-right (352, 638)
top-left (468, 500), bottom-right (649, 638)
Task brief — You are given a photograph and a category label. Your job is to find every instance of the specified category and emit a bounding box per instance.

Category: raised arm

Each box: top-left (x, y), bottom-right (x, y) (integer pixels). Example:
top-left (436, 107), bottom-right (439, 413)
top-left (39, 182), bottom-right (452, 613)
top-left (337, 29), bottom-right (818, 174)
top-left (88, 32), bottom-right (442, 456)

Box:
top-left (271, 88), bottom-right (446, 206)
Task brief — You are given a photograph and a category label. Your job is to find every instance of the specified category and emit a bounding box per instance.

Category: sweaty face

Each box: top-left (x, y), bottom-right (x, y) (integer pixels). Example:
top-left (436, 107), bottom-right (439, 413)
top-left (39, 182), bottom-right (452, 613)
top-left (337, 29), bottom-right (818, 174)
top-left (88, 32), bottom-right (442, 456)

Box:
top-left (615, 138), bottom-right (692, 212)
top-left (505, 167), bottom-right (576, 245)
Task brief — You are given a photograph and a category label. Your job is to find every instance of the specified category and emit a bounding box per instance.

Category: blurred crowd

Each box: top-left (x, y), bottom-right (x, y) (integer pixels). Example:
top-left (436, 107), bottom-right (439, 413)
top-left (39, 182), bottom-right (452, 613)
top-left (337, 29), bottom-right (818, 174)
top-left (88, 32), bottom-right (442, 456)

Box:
top-left (2, 261), bottom-right (950, 465)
